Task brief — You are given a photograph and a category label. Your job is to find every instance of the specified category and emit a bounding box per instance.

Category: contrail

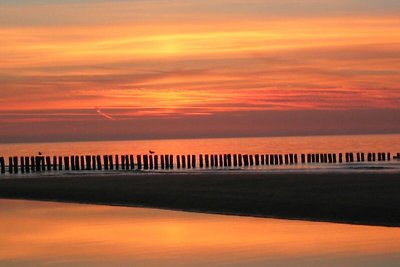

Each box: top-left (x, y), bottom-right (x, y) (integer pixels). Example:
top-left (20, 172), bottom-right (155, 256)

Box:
top-left (95, 108), bottom-right (116, 120)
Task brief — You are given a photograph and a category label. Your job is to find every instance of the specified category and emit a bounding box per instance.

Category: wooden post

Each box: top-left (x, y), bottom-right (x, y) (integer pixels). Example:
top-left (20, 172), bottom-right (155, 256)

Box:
top-left (278, 155), bottom-right (282, 165)
top-left (328, 154), bottom-right (333, 163)
top-left (0, 157), bottom-right (5, 174)
top-left (316, 154), bottom-right (320, 163)
top-left (205, 154), bottom-right (210, 168)
top-left (40, 156), bottom-right (45, 171)
top-left (223, 154), bottom-right (227, 167)
top-left (96, 155), bottom-right (101, 170)
top-left (165, 154), bottom-right (169, 169)
top-left (109, 155), bottom-right (114, 170)
top-left (13, 156), bottom-right (18, 173)
top-left (20, 157), bottom-right (25, 174)
top-left (79, 156), bottom-right (84, 170)
top-left (31, 156), bottom-right (35, 172)
top-left (52, 156), bottom-right (57, 171)
top-left (46, 156), bottom-right (51, 171)
top-left (154, 155), bottom-right (159, 169)
top-left (161, 155), bottom-right (165, 169)
top-left (294, 154), bottom-right (298, 164)
top-left (273, 155), bottom-right (277, 165)
top-left (85, 155), bottom-right (91, 170)
top-left (192, 155), bottom-right (196, 168)
top-left (57, 156), bottom-right (62, 171)
top-left (75, 156), bottom-right (80, 170)
top-left (149, 155), bottom-right (154, 169)
top-left (187, 155), bottom-right (191, 169)
top-left (306, 154), bottom-right (311, 163)
top-left (249, 155), bottom-right (254, 166)
top-left (103, 155), bottom-right (109, 170)
top-left (91, 155), bottom-right (96, 170)
top-left (64, 156), bottom-right (70, 170)
top-left (210, 154), bottom-right (214, 167)
top-left (121, 155), bottom-right (126, 170)
top-left (219, 155), bottom-right (223, 167)
top-left (136, 155), bottom-right (142, 170)
top-left (182, 155), bottom-right (186, 168)
top-left (8, 157), bottom-right (13, 174)
top-left (333, 154), bottom-right (337, 163)
top-left (228, 154), bottom-right (232, 167)
top-left (238, 154), bottom-right (243, 167)
top-left (169, 155), bottom-right (173, 169)
top-left (243, 155), bottom-right (249, 166)
top-left (199, 154), bottom-right (204, 168)
top-left (143, 155), bottom-right (149, 170)
top-left (255, 154), bottom-right (260, 166)
top-left (233, 154), bottom-right (237, 167)
top-left (261, 154), bottom-right (265, 165)
top-left (289, 154), bottom-right (294, 164)
top-left (25, 157), bottom-right (30, 173)
top-left (115, 155), bottom-right (119, 170)
top-left (382, 153), bottom-right (386, 161)
top-left (176, 155), bottom-right (181, 169)
top-left (70, 156), bottom-right (75, 170)
top-left (130, 155), bottom-right (134, 170)
top-left (387, 153), bottom-right (391, 161)
top-left (284, 154), bottom-right (289, 165)
top-left (361, 153), bottom-right (365, 162)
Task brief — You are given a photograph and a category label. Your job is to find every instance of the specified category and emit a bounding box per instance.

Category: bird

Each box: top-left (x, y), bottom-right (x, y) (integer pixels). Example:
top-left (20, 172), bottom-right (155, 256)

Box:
top-left (149, 150), bottom-right (155, 154)
top-left (38, 152), bottom-right (42, 155)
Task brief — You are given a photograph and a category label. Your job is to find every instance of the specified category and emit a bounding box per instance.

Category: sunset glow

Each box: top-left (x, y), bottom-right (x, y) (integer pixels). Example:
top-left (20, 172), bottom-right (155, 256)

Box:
top-left (0, 0), bottom-right (399, 141)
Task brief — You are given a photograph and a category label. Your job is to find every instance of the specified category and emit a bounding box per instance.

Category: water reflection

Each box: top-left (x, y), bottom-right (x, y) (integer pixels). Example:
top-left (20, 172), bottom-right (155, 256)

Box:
top-left (1, 199), bottom-right (400, 266)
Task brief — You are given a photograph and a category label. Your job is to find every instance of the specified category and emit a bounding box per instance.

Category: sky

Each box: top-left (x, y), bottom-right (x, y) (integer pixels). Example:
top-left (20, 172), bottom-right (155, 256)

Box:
top-left (0, 0), bottom-right (399, 142)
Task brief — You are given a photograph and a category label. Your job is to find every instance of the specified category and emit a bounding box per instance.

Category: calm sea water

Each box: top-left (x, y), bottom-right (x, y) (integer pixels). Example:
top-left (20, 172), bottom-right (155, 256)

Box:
top-left (1, 199), bottom-right (400, 267)
top-left (0, 134), bottom-right (399, 175)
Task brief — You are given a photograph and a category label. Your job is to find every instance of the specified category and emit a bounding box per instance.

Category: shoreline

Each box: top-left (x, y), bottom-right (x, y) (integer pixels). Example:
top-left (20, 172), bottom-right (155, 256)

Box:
top-left (1, 171), bottom-right (400, 227)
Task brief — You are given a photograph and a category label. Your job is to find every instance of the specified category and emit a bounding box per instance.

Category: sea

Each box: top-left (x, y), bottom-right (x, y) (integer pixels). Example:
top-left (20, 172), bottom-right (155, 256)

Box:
top-left (0, 134), bottom-right (399, 176)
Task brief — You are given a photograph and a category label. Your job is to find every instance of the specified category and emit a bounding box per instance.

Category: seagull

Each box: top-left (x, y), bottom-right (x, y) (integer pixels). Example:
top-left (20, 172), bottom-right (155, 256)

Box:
top-left (38, 152), bottom-right (42, 155)
top-left (149, 150), bottom-right (155, 154)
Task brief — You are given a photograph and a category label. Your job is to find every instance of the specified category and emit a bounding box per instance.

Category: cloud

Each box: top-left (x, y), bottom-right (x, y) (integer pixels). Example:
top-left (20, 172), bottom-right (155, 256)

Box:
top-left (95, 108), bottom-right (115, 120)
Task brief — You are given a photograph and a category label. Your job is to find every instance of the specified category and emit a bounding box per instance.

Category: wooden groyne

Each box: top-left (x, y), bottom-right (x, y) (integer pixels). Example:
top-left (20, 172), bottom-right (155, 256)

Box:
top-left (0, 151), bottom-right (399, 175)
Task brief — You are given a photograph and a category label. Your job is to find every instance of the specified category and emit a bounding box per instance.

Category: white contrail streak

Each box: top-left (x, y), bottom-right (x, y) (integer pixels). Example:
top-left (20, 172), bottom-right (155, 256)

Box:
top-left (95, 108), bottom-right (116, 120)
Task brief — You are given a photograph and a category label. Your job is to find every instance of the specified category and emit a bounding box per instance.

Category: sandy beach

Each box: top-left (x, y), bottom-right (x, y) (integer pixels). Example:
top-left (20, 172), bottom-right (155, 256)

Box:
top-left (0, 171), bottom-right (399, 227)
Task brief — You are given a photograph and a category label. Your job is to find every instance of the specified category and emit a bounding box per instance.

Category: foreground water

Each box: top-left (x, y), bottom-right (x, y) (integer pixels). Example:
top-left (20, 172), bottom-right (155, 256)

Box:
top-left (1, 199), bottom-right (400, 267)
top-left (0, 134), bottom-right (400, 175)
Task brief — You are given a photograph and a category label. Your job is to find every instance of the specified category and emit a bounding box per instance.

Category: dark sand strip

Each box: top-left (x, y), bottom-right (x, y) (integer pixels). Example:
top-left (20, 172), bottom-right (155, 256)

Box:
top-left (0, 172), bottom-right (400, 226)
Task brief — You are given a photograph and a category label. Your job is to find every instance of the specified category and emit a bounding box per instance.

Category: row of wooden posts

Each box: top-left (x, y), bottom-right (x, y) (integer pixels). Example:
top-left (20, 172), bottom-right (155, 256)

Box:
top-left (0, 152), bottom-right (399, 174)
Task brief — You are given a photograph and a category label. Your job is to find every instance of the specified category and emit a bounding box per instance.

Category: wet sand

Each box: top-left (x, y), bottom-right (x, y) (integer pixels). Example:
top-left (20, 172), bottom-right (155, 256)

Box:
top-left (0, 171), bottom-right (399, 226)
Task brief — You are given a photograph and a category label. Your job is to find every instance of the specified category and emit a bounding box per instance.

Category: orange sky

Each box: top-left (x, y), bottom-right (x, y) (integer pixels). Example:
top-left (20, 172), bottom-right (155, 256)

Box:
top-left (0, 0), bottom-right (399, 141)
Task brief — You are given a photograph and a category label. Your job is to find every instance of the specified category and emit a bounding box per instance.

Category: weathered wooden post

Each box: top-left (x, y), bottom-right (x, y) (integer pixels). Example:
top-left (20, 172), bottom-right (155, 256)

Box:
top-left (70, 156), bottom-right (75, 170)
top-left (243, 155), bottom-right (249, 166)
top-left (210, 154), bottom-right (214, 167)
top-left (96, 155), bottom-right (101, 170)
top-left (223, 154), bottom-right (228, 167)
top-left (25, 157), bottom-right (30, 173)
top-left (284, 154), bottom-right (289, 165)
top-left (356, 153), bottom-right (360, 162)
top-left (176, 155), bottom-right (181, 169)
top-left (261, 154), bottom-right (265, 165)
top-left (192, 155), bottom-right (196, 168)
top-left (52, 156), bottom-right (57, 171)
top-left (136, 155), bottom-right (142, 170)
top-left (218, 155), bottom-right (223, 167)
top-left (311, 154), bottom-right (315, 163)
top-left (91, 155), bottom-right (96, 170)
top-left (130, 155), bottom-right (134, 170)
top-left (205, 154), bottom-right (210, 168)
top-left (278, 155), bottom-right (283, 165)
top-left (160, 155), bottom-right (165, 169)
top-left (238, 154), bottom-right (243, 167)
top-left (228, 154), bottom-right (232, 167)
top-left (115, 155), bottom-right (119, 170)
top-left (85, 155), bottom-right (91, 170)
top-left (255, 154), bottom-right (260, 166)
top-left (249, 155), bottom-right (254, 166)
top-left (13, 156), bottom-right (18, 173)
top-left (233, 154), bottom-right (237, 167)
top-left (307, 154), bottom-right (311, 163)
top-left (121, 155), bottom-right (126, 170)
top-left (20, 157), bottom-right (25, 173)
top-left (103, 155), bottom-right (108, 170)
top-left (0, 157), bottom-right (5, 174)
top-left (328, 154), bottom-right (333, 163)
top-left (154, 155), bottom-right (159, 169)
top-left (182, 155), bottom-right (186, 168)
top-left (170, 154), bottom-right (174, 169)
top-left (45, 156), bottom-right (51, 171)
top-left (333, 154), bottom-right (337, 163)
top-left (79, 156), bottom-right (84, 170)
top-left (387, 153), bottom-right (391, 161)
top-left (8, 157), bottom-right (13, 174)
top-left (187, 155), bottom-right (191, 169)
top-left (30, 156), bottom-right (35, 172)
top-left (372, 153), bottom-right (376, 161)
top-left (64, 156), bottom-right (70, 170)
top-left (109, 155), bottom-right (114, 170)
top-left (361, 153), bottom-right (365, 162)
top-left (143, 155), bottom-right (149, 170)
top-left (274, 154), bottom-right (279, 165)
top-left (289, 154), bottom-right (294, 164)
top-left (199, 154), bottom-right (204, 168)
top-left (74, 156), bottom-right (80, 170)
top-left (382, 153), bottom-right (386, 161)
top-left (301, 154), bottom-right (306, 164)
top-left (149, 155), bottom-right (154, 169)
top-left (294, 154), bottom-right (298, 164)
top-left (56, 156), bottom-right (61, 171)
top-left (164, 154), bottom-right (169, 169)
top-left (213, 155), bottom-right (218, 168)
top-left (40, 156), bottom-right (45, 171)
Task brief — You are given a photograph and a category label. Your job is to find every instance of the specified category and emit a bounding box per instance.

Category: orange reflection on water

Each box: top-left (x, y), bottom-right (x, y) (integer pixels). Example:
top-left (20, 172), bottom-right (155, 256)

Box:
top-left (1, 199), bottom-right (400, 266)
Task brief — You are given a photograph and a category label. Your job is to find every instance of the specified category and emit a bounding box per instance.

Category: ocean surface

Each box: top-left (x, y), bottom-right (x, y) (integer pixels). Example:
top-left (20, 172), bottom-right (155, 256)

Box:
top-left (1, 199), bottom-right (400, 267)
top-left (0, 134), bottom-right (399, 176)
